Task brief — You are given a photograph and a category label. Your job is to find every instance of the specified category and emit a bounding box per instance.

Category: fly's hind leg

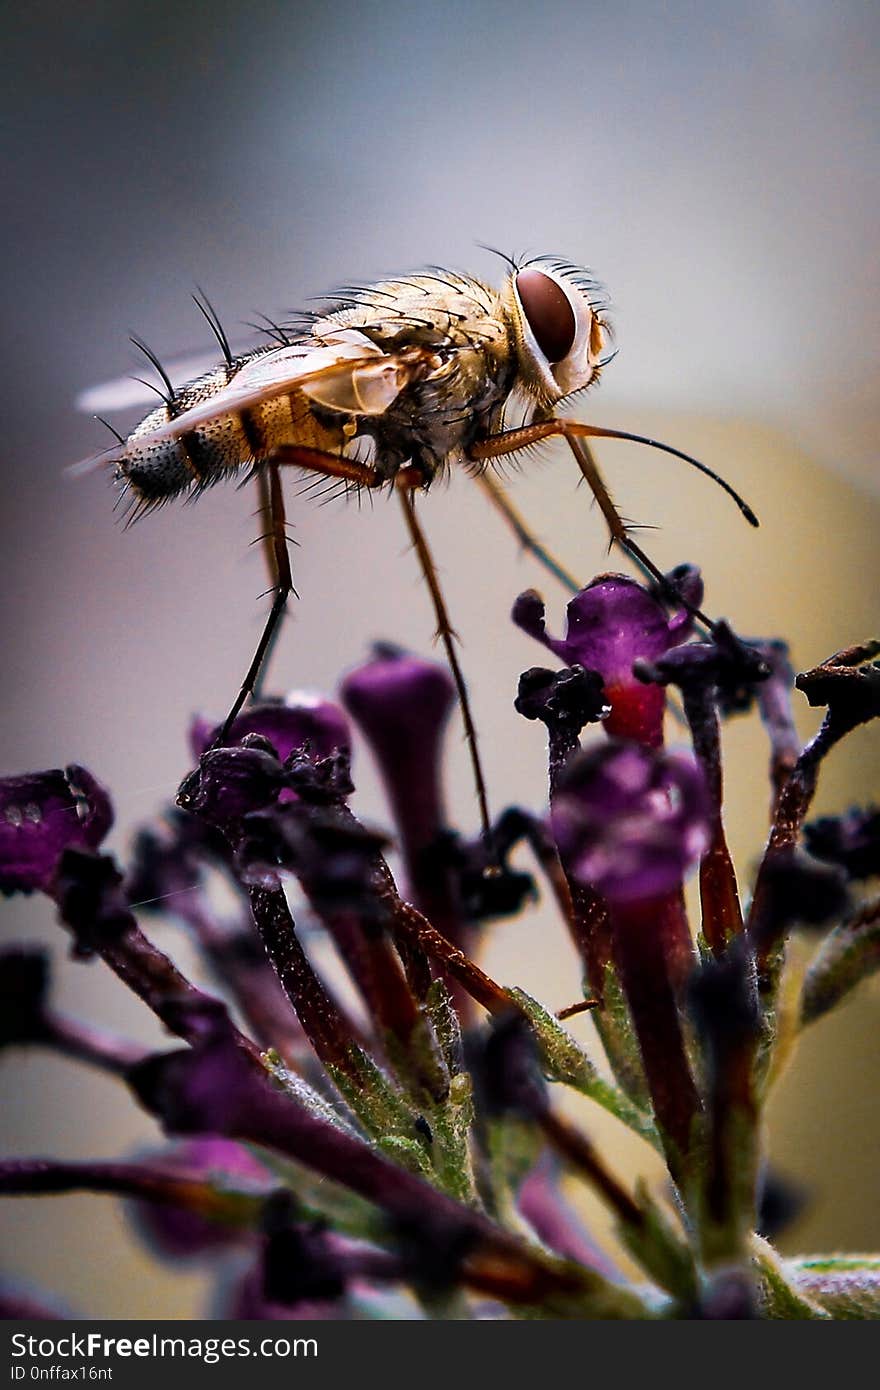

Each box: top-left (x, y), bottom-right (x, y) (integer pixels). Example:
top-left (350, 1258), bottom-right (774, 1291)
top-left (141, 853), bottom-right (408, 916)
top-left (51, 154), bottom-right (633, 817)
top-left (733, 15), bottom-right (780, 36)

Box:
top-left (396, 471), bottom-right (495, 856)
top-left (251, 467), bottom-right (295, 702)
top-left (220, 461), bottom-right (296, 740)
top-left (228, 444), bottom-right (496, 858)
top-left (219, 447), bottom-right (385, 741)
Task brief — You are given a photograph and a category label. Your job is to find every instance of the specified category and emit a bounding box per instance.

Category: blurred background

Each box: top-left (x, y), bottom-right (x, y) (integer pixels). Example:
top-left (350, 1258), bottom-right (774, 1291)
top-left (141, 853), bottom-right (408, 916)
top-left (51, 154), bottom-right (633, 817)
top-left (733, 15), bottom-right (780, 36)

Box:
top-left (1, 1), bottom-right (878, 1316)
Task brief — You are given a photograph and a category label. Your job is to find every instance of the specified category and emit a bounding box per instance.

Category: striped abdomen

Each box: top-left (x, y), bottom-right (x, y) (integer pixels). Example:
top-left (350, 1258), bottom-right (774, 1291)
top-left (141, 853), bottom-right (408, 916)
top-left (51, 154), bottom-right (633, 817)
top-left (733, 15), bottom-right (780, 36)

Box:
top-left (117, 357), bottom-right (343, 504)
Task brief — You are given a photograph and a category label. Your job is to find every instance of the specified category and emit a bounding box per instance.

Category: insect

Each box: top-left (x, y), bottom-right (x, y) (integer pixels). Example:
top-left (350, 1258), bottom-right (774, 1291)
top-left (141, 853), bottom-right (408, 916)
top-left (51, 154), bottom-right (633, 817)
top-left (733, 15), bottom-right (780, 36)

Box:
top-left (78, 254), bottom-right (758, 845)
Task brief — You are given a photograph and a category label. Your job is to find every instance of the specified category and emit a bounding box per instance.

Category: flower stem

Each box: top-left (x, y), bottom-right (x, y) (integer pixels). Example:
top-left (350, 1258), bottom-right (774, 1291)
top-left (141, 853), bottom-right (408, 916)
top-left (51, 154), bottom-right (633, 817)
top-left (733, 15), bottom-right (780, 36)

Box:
top-left (611, 894), bottom-right (702, 1174)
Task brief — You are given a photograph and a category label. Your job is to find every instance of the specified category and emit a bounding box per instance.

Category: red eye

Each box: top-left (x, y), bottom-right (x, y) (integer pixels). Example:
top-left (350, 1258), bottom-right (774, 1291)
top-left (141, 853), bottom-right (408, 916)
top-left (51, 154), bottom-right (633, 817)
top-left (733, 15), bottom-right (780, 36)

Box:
top-left (516, 269), bottom-right (577, 362)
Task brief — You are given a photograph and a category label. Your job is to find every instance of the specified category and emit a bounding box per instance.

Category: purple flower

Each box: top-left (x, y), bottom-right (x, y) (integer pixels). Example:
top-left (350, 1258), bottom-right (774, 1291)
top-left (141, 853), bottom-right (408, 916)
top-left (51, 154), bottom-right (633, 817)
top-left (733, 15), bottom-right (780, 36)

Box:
top-left (340, 644), bottom-right (454, 851)
top-left (551, 741), bottom-right (710, 903)
top-left (634, 620), bottom-right (769, 704)
top-left (129, 1139), bottom-right (273, 1261)
top-left (513, 573), bottom-right (699, 746)
top-left (341, 645), bottom-right (471, 960)
top-left (190, 692), bottom-right (351, 764)
top-left (178, 740), bottom-right (286, 831)
top-left (0, 766), bottom-right (112, 894)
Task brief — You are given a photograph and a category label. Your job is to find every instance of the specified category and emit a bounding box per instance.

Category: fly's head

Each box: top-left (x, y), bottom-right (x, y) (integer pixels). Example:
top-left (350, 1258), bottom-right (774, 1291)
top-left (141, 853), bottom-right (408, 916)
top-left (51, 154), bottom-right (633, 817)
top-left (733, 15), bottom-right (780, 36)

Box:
top-left (500, 257), bottom-right (611, 409)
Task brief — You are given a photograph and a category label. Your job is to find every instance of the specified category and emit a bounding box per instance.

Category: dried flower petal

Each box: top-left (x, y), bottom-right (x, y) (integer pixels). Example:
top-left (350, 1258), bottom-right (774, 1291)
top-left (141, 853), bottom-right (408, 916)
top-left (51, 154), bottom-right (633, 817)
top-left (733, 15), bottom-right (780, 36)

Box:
top-left (796, 640), bottom-right (880, 726)
top-left (177, 739), bottom-right (285, 831)
top-left (53, 848), bottom-right (133, 955)
top-left (804, 806), bottom-right (880, 881)
top-left (469, 1011), bottom-right (548, 1118)
top-left (514, 665), bottom-right (609, 735)
top-left (634, 620), bottom-right (769, 706)
top-left (754, 847), bottom-right (849, 934)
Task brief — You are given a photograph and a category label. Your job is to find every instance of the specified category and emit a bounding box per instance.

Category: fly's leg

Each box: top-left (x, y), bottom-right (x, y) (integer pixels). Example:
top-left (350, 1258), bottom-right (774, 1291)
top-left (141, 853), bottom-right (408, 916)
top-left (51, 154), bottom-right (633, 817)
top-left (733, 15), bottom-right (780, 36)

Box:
top-left (470, 421), bottom-right (719, 630)
top-left (251, 444), bottom-right (494, 856)
top-left (270, 445), bottom-right (382, 487)
top-left (220, 461), bottom-right (295, 740)
top-left (396, 471), bottom-right (495, 857)
top-left (251, 468), bottom-right (294, 701)
top-left (472, 469), bottom-right (582, 594)
top-left (218, 447), bottom-right (384, 738)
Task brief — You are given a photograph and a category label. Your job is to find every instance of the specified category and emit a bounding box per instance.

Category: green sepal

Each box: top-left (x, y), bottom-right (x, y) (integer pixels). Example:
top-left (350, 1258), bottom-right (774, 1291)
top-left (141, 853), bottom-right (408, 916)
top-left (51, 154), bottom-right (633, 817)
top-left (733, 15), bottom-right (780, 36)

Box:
top-left (425, 1070), bottom-right (479, 1205)
top-left (483, 1115), bottom-right (543, 1226)
top-left (506, 987), bottom-right (660, 1150)
top-left (618, 1179), bottom-right (697, 1302)
top-left (786, 1255), bottom-right (880, 1319)
top-left (382, 1013), bottom-right (451, 1109)
top-left (593, 966), bottom-right (652, 1109)
top-left (694, 1106), bottom-right (759, 1268)
top-left (375, 1134), bottom-right (434, 1178)
top-left (325, 1055), bottom-right (419, 1142)
top-left (263, 1050), bottom-right (358, 1133)
top-left (801, 912), bottom-right (880, 1025)
top-left (751, 1234), bottom-right (832, 1319)
top-left (423, 978), bottom-right (465, 1076)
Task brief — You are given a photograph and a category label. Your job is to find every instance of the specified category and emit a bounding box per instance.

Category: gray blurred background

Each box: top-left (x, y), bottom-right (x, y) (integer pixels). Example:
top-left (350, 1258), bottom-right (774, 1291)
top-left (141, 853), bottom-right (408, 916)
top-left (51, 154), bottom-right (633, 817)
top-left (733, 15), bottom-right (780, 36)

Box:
top-left (1, 1), bottom-right (879, 1316)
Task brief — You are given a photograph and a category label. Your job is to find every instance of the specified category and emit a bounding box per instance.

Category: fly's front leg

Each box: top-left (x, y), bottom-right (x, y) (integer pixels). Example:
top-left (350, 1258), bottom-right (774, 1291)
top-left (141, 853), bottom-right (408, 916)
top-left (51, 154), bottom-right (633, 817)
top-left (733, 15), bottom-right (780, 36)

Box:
top-left (470, 420), bottom-right (717, 630)
top-left (472, 469), bottom-right (582, 594)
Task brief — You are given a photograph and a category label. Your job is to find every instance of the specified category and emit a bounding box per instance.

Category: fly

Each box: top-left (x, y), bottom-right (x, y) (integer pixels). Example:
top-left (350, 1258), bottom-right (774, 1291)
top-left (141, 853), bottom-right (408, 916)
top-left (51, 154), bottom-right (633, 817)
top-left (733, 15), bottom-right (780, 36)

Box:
top-left (77, 256), bottom-right (759, 848)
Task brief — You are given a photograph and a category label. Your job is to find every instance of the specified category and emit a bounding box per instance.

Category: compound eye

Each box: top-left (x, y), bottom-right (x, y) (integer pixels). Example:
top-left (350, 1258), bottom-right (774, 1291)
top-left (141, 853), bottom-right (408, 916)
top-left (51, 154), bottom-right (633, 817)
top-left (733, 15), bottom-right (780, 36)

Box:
top-left (516, 269), bottom-right (577, 363)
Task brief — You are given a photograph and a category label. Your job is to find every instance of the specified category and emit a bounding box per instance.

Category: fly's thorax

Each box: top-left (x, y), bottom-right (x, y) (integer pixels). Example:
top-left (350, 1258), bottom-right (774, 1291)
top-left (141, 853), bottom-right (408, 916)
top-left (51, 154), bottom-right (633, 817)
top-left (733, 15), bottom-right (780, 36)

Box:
top-left (316, 272), bottom-right (503, 353)
top-left (315, 273), bottom-right (516, 473)
top-left (363, 350), bottom-right (513, 480)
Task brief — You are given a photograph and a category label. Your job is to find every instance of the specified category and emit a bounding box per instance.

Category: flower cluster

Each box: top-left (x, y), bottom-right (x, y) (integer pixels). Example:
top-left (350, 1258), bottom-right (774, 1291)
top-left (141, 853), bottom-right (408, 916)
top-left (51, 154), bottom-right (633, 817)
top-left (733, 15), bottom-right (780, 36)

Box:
top-left (1, 568), bottom-right (879, 1320)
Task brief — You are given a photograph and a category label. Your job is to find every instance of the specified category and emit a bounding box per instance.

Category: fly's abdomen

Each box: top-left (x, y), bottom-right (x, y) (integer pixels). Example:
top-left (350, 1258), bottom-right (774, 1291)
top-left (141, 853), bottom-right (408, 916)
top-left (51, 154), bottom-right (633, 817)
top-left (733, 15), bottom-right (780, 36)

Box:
top-left (117, 360), bottom-right (346, 506)
top-left (117, 366), bottom-right (298, 503)
top-left (117, 365), bottom-right (245, 501)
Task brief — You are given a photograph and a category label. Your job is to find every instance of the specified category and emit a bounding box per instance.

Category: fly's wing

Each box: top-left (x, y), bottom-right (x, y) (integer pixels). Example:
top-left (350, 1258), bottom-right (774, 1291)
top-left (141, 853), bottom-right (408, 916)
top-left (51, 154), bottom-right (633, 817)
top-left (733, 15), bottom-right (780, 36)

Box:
top-left (76, 316), bottom-right (294, 417)
top-left (76, 352), bottom-right (223, 414)
top-left (123, 332), bottom-right (430, 449)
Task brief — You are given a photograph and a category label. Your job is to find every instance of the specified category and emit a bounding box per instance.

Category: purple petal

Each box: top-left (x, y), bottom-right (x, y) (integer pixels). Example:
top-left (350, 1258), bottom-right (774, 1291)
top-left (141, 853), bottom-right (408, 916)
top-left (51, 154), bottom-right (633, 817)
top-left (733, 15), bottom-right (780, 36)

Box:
top-left (190, 692), bottom-right (351, 763)
top-left (341, 645), bottom-right (454, 851)
top-left (0, 766), bottom-right (113, 894)
top-left (178, 742), bottom-right (285, 830)
top-left (515, 575), bottom-right (688, 688)
top-left (551, 741), bottom-right (711, 902)
top-left (128, 1139), bottom-right (272, 1260)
